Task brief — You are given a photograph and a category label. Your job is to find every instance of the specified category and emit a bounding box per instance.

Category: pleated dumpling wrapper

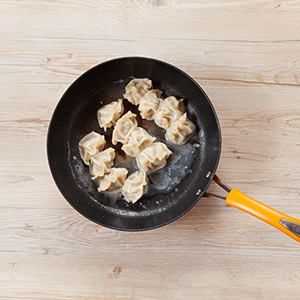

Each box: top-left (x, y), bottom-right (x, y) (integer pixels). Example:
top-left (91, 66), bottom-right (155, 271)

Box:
top-left (165, 113), bottom-right (196, 145)
top-left (97, 99), bottom-right (124, 131)
top-left (112, 111), bottom-right (138, 145)
top-left (121, 127), bottom-right (156, 157)
top-left (154, 96), bottom-right (185, 129)
top-left (123, 78), bottom-right (153, 105)
top-left (97, 168), bottom-right (128, 193)
top-left (122, 171), bottom-right (148, 204)
top-left (78, 131), bottom-right (106, 165)
top-left (136, 142), bottom-right (172, 173)
top-left (89, 148), bottom-right (115, 178)
top-left (138, 89), bottom-right (163, 120)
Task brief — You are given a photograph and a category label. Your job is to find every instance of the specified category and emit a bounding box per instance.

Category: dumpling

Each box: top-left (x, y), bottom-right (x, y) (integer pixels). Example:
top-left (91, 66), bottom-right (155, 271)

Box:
top-left (97, 99), bottom-right (124, 131)
top-left (78, 131), bottom-right (106, 165)
top-left (165, 113), bottom-right (196, 145)
top-left (122, 172), bottom-right (148, 203)
top-left (136, 142), bottom-right (172, 173)
top-left (121, 127), bottom-right (156, 157)
top-left (154, 96), bottom-right (185, 129)
top-left (123, 78), bottom-right (153, 105)
top-left (112, 111), bottom-right (138, 145)
top-left (97, 168), bottom-right (128, 193)
top-left (138, 90), bottom-right (163, 120)
top-left (89, 148), bottom-right (115, 178)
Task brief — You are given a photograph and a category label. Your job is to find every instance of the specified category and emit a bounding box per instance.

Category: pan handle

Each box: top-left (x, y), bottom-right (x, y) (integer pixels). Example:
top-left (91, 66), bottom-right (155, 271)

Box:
top-left (207, 175), bottom-right (300, 243)
top-left (226, 188), bottom-right (300, 243)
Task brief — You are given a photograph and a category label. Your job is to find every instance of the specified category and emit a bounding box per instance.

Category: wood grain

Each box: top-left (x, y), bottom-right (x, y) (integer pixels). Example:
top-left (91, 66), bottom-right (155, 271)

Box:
top-left (1, 0), bottom-right (300, 299)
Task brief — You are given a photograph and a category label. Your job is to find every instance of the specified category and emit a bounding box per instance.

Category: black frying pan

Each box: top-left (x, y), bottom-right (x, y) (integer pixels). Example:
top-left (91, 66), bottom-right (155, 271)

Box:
top-left (47, 57), bottom-right (300, 243)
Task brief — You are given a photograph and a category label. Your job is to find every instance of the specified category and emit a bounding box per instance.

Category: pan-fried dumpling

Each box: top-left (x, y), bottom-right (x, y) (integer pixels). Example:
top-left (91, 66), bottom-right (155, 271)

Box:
top-left (97, 168), bottom-right (128, 193)
top-left (121, 127), bottom-right (156, 157)
top-left (166, 113), bottom-right (196, 145)
top-left (138, 90), bottom-right (163, 120)
top-left (136, 142), bottom-right (172, 173)
top-left (78, 131), bottom-right (106, 165)
top-left (112, 111), bottom-right (138, 145)
top-left (123, 78), bottom-right (153, 105)
top-left (89, 148), bottom-right (115, 178)
top-left (154, 96), bottom-right (185, 129)
top-left (97, 99), bottom-right (124, 131)
top-left (122, 172), bottom-right (148, 203)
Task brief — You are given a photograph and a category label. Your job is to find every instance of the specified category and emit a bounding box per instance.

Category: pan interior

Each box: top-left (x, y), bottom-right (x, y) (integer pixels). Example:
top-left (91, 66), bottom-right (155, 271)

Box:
top-left (47, 57), bottom-right (221, 230)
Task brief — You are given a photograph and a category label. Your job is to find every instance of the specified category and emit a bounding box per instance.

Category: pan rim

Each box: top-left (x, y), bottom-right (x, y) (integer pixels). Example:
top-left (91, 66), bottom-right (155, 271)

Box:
top-left (47, 56), bottom-right (222, 231)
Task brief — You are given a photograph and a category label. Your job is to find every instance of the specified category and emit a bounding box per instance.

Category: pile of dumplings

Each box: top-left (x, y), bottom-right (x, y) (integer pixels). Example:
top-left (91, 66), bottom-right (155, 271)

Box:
top-left (78, 78), bottom-right (196, 204)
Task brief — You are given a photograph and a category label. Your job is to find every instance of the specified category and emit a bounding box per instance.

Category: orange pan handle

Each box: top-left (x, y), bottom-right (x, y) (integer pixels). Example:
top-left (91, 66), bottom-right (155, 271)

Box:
top-left (207, 175), bottom-right (300, 243)
top-left (226, 189), bottom-right (300, 243)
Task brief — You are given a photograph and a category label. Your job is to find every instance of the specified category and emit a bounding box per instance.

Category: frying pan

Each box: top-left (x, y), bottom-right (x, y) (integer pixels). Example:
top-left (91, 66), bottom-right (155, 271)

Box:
top-left (47, 57), bottom-right (300, 242)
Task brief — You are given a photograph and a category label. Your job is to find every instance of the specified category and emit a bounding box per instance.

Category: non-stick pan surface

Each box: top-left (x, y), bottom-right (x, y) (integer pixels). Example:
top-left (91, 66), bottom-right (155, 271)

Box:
top-left (47, 57), bottom-right (221, 230)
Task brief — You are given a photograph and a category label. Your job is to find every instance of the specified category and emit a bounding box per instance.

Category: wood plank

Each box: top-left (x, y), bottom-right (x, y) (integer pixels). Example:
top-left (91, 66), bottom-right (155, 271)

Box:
top-left (0, 208), bottom-right (300, 299)
top-left (1, 39), bottom-right (300, 87)
top-left (1, 0), bottom-right (300, 41)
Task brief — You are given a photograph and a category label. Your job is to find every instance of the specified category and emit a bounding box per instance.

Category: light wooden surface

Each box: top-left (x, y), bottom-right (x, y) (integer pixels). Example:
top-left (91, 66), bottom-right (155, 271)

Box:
top-left (1, 0), bottom-right (300, 299)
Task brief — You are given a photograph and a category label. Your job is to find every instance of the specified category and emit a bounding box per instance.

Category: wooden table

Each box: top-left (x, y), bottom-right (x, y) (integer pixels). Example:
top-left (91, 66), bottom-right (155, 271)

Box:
top-left (1, 1), bottom-right (300, 299)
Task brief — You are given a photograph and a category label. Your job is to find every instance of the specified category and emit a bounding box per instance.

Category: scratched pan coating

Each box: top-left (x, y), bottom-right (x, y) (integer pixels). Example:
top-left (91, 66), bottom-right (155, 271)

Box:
top-left (47, 57), bottom-right (221, 230)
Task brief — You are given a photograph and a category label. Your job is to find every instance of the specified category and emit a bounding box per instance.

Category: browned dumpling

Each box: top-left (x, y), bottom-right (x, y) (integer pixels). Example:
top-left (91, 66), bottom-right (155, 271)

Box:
top-left (97, 99), bottom-right (124, 131)
top-left (154, 96), bottom-right (185, 129)
top-left (165, 113), bottom-right (196, 145)
top-left (78, 131), bottom-right (106, 165)
top-left (97, 168), bottom-right (128, 193)
top-left (138, 90), bottom-right (163, 120)
top-left (121, 127), bottom-right (156, 157)
top-left (136, 142), bottom-right (172, 173)
top-left (123, 78), bottom-right (153, 105)
top-left (89, 148), bottom-right (115, 178)
top-left (112, 111), bottom-right (138, 145)
top-left (122, 171), bottom-right (148, 203)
